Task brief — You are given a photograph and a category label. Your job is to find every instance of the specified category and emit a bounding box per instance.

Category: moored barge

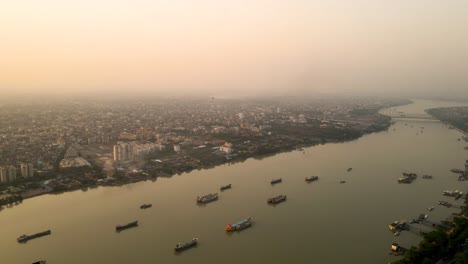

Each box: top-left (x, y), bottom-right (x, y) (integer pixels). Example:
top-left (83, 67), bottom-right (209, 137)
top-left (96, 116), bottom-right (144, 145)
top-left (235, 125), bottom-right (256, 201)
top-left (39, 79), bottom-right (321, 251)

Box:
top-left (267, 195), bottom-right (286, 204)
top-left (305, 176), bottom-right (318, 182)
top-left (225, 217), bottom-right (253, 232)
top-left (196, 193), bottom-right (218, 203)
top-left (116, 220), bottom-right (138, 231)
top-left (17, 230), bottom-right (51, 243)
top-left (270, 178), bottom-right (282, 185)
top-left (175, 238), bottom-right (198, 251)
top-left (220, 184), bottom-right (232, 191)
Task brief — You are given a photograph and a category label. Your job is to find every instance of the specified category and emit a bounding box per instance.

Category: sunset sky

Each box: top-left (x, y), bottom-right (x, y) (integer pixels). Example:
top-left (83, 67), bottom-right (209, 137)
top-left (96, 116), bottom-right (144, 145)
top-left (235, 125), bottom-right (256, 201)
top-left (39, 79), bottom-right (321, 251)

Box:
top-left (1, 1), bottom-right (467, 98)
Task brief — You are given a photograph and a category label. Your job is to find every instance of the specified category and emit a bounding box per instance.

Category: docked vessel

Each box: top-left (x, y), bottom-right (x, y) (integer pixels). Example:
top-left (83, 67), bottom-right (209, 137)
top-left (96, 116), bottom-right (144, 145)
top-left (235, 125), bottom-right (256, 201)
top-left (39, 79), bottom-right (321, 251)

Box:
top-left (270, 178), bottom-right (282, 185)
top-left (17, 230), bottom-right (51, 243)
top-left (437, 201), bottom-right (452, 208)
top-left (267, 195), bottom-right (286, 204)
top-left (140, 204), bottom-right (152, 209)
top-left (398, 173), bottom-right (417, 184)
top-left (225, 217), bottom-right (253, 232)
top-left (196, 193), bottom-right (218, 203)
top-left (175, 238), bottom-right (198, 252)
top-left (443, 190), bottom-right (463, 197)
top-left (116, 220), bottom-right (138, 231)
top-left (451, 169), bottom-right (464, 174)
top-left (305, 176), bottom-right (318, 182)
top-left (220, 184), bottom-right (232, 191)
top-left (388, 221), bottom-right (408, 231)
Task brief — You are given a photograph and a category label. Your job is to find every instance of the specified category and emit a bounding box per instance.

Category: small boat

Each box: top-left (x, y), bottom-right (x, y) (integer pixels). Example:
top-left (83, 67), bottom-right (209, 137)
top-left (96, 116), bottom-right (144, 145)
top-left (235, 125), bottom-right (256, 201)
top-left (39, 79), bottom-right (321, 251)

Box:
top-left (32, 261), bottom-right (46, 264)
top-left (225, 217), bottom-right (253, 232)
top-left (340, 181), bottom-right (346, 184)
top-left (347, 168), bottom-right (352, 172)
top-left (270, 178), bottom-right (282, 185)
top-left (140, 204), bottom-right (152, 209)
top-left (451, 169), bottom-right (464, 174)
top-left (116, 221), bottom-right (138, 231)
top-left (427, 206), bottom-right (434, 211)
top-left (393, 232), bottom-right (400, 236)
top-left (175, 238), bottom-right (198, 252)
top-left (17, 230), bottom-right (51, 243)
top-left (305, 176), bottom-right (319, 182)
top-left (267, 195), bottom-right (286, 204)
top-left (220, 184), bottom-right (232, 191)
top-left (196, 193), bottom-right (218, 203)
top-left (422, 175), bottom-right (433, 179)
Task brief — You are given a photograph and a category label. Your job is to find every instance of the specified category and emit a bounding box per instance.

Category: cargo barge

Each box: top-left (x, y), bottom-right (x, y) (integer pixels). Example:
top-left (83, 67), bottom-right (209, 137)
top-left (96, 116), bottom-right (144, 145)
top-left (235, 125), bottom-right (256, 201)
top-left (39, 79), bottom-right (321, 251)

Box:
top-left (17, 230), bottom-right (51, 243)
top-left (116, 220), bottom-right (138, 231)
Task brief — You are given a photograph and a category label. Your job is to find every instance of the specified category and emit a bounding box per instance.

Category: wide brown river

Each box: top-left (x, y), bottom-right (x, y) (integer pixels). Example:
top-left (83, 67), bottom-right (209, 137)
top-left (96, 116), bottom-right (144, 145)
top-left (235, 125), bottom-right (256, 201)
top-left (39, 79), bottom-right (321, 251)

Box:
top-left (1, 99), bottom-right (467, 264)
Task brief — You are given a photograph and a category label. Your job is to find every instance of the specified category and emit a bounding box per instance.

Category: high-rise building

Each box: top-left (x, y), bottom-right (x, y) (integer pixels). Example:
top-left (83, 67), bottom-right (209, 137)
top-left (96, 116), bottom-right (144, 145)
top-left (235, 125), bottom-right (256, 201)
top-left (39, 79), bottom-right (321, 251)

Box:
top-left (113, 144), bottom-right (121, 161)
top-left (7, 165), bottom-right (16, 181)
top-left (0, 166), bottom-right (8, 183)
top-left (20, 163), bottom-right (34, 178)
top-left (113, 142), bottom-right (135, 161)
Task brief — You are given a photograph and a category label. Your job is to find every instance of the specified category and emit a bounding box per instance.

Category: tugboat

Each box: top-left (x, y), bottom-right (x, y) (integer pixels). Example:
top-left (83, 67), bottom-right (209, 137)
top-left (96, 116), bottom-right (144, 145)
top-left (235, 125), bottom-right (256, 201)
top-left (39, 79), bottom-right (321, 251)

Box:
top-left (305, 176), bottom-right (318, 182)
top-left (116, 221), bottom-right (138, 231)
top-left (17, 230), bottom-right (51, 243)
top-left (270, 178), bottom-right (282, 185)
top-left (175, 238), bottom-right (198, 252)
top-left (225, 217), bottom-right (253, 232)
top-left (196, 193), bottom-right (218, 203)
top-left (267, 195), bottom-right (286, 204)
top-left (220, 184), bottom-right (232, 191)
top-left (140, 204), bottom-right (152, 209)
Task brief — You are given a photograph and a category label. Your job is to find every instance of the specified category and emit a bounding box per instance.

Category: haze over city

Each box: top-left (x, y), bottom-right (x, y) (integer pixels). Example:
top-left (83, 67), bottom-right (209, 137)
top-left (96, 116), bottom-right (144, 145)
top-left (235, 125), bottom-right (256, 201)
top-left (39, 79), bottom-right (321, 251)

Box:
top-left (1, 0), bottom-right (467, 99)
top-left (1, 2), bottom-right (468, 264)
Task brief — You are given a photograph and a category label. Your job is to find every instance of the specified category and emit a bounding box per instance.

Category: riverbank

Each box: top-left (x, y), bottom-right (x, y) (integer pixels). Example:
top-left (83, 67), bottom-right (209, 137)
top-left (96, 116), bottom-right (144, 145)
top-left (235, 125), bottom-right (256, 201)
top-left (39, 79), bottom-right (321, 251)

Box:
top-left (393, 194), bottom-right (468, 263)
top-left (0, 100), bottom-right (409, 209)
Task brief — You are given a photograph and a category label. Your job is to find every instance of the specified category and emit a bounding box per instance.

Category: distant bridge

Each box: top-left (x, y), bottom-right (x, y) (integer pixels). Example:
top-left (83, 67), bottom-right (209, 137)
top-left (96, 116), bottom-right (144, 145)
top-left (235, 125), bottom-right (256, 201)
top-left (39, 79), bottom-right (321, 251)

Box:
top-left (379, 110), bottom-right (437, 120)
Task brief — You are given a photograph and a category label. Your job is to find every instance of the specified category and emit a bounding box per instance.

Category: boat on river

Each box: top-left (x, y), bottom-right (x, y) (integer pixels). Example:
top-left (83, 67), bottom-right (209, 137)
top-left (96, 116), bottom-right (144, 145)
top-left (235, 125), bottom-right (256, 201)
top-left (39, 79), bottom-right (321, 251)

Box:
top-left (197, 193), bottom-right (218, 203)
top-left (225, 217), bottom-right (253, 231)
top-left (220, 184), bottom-right (232, 191)
top-left (140, 204), bottom-right (152, 209)
top-left (17, 230), bottom-right (51, 243)
top-left (305, 176), bottom-right (318, 182)
top-left (268, 195), bottom-right (286, 204)
top-left (116, 221), bottom-right (138, 231)
top-left (270, 178), bottom-right (282, 185)
top-left (175, 238), bottom-right (198, 251)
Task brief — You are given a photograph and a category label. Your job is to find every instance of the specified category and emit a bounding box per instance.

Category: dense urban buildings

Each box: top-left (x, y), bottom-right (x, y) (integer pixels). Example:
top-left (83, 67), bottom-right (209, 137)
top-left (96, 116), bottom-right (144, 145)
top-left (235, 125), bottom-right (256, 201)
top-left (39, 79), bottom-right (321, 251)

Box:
top-left (0, 96), bottom-right (409, 196)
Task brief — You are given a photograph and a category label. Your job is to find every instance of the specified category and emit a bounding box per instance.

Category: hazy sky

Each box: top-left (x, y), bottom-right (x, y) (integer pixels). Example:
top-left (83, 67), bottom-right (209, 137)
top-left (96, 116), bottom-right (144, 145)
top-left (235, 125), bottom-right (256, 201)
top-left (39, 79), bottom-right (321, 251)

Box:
top-left (1, 1), bottom-right (467, 98)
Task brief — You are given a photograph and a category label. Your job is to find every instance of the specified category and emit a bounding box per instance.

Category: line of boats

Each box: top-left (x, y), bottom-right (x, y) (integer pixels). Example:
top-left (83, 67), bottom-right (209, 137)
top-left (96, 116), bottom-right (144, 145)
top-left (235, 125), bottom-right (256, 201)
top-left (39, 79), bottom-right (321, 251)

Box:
top-left (19, 176), bottom-right (320, 254)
